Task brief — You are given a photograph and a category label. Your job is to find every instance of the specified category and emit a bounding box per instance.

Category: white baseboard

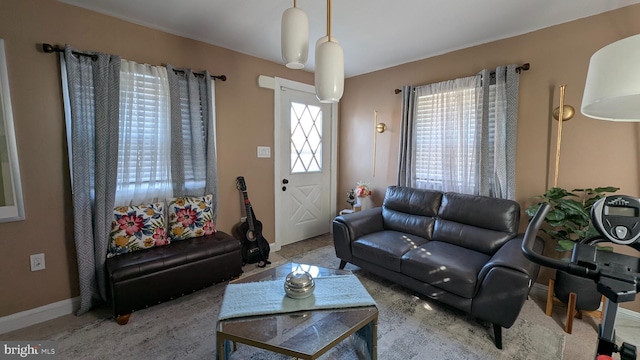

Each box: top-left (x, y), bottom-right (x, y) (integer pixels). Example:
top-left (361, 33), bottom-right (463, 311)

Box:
top-left (0, 297), bottom-right (80, 335)
top-left (618, 307), bottom-right (640, 321)
top-left (532, 282), bottom-right (640, 321)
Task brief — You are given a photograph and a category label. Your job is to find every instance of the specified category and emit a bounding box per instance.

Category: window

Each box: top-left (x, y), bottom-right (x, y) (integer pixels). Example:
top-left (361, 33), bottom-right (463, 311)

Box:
top-left (115, 61), bottom-right (172, 206)
top-left (414, 77), bottom-right (479, 194)
top-left (290, 101), bottom-right (323, 173)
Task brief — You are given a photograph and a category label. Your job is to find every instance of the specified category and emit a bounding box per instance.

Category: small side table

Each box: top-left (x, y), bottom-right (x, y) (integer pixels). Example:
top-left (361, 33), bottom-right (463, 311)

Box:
top-left (339, 206), bottom-right (361, 215)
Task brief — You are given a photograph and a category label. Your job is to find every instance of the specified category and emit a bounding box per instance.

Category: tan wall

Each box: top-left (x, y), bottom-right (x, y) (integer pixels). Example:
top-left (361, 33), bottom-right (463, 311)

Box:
top-left (0, 0), bottom-right (313, 316)
top-left (340, 5), bottom-right (640, 312)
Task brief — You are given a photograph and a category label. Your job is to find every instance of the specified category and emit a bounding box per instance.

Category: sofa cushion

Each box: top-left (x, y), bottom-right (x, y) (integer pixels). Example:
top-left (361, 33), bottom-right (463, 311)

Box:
top-left (401, 241), bottom-right (490, 299)
top-left (381, 186), bottom-right (442, 239)
top-left (432, 219), bottom-right (515, 256)
top-left (108, 202), bottom-right (168, 258)
top-left (433, 192), bottom-right (520, 255)
top-left (352, 230), bottom-right (428, 272)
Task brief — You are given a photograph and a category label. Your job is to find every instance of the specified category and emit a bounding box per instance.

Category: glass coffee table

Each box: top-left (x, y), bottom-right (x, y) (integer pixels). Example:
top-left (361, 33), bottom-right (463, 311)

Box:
top-left (216, 263), bottom-right (378, 359)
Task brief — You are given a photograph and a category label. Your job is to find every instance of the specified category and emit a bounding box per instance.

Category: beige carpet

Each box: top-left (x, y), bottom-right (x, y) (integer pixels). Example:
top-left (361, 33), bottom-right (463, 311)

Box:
top-left (2, 241), bottom-right (568, 360)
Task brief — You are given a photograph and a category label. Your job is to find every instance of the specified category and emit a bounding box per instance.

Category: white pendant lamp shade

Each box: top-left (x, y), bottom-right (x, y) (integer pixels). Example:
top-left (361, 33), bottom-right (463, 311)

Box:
top-left (281, 6), bottom-right (309, 69)
top-left (581, 33), bottom-right (640, 121)
top-left (315, 36), bottom-right (344, 103)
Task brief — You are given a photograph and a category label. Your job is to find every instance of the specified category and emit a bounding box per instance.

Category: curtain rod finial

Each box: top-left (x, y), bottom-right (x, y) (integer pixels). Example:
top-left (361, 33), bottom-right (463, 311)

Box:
top-left (42, 43), bottom-right (63, 54)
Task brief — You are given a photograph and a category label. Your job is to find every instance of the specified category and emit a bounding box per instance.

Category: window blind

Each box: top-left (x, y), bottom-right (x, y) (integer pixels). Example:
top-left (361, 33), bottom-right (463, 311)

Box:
top-left (116, 61), bottom-right (172, 205)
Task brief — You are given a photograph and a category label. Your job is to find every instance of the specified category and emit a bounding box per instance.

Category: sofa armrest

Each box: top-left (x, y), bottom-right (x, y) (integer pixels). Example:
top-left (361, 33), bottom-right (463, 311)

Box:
top-left (334, 207), bottom-right (384, 239)
top-left (333, 207), bottom-right (384, 263)
top-left (471, 234), bottom-right (544, 328)
top-left (471, 235), bottom-right (545, 328)
top-left (479, 235), bottom-right (544, 281)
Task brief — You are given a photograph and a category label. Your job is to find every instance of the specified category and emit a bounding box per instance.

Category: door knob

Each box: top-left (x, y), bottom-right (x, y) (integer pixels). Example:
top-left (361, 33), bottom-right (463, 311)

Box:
top-left (282, 186), bottom-right (287, 191)
top-left (282, 179), bottom-right (289, 184)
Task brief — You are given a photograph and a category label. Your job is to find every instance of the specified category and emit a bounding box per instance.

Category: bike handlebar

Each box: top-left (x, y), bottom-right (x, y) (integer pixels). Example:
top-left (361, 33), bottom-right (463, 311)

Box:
top-left (521, 203), bottom-right (600, 280)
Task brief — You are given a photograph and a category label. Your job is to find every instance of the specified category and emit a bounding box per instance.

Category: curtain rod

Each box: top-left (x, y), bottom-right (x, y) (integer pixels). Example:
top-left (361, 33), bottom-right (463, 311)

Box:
top-left (393, 63), bottom-right (529, 94)
top-left (41, 43), bottom-right (227, 82)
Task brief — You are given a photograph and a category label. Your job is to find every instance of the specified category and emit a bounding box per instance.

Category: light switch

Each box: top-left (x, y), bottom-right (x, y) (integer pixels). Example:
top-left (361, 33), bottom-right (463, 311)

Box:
top-left (257, 146), bottom-right (271, 158)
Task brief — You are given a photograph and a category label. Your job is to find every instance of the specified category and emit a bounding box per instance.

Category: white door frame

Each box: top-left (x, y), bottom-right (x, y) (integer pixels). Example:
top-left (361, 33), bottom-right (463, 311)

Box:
top-left (273, 77), bottom-right (337, 251)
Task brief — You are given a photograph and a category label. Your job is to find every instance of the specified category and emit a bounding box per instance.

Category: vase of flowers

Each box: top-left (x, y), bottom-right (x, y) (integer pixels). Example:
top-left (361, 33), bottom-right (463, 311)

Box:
top-left (354, 182), bottom-right (372, 209)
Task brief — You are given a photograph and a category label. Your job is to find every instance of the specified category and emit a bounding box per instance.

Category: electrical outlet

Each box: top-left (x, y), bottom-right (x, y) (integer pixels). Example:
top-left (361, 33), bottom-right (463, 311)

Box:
top-left (30, 253), bottom-right (45, 271)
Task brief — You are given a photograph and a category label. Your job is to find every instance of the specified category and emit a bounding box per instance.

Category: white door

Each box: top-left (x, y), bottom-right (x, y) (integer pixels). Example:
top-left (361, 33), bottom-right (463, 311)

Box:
top-left (274, 78), bottom-right (336, 248)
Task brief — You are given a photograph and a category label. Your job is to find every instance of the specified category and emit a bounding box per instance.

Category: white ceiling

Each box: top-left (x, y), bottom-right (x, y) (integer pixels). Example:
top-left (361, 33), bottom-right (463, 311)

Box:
top-left (58, 0), bottom-right (640, 77)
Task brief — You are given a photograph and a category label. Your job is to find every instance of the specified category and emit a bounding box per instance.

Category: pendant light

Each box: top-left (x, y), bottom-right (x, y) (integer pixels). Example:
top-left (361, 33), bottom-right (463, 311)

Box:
top-left (581, 33), bottom-right (640, 121)
top-left (315, 0), bottom-right (344, 103)
top-left (281, 0), bottom-right (309, 69)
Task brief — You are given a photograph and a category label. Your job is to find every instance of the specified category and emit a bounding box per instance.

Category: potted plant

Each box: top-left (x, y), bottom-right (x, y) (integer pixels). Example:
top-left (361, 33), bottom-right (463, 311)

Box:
top-left (525, 186), bottom-right (618, 313)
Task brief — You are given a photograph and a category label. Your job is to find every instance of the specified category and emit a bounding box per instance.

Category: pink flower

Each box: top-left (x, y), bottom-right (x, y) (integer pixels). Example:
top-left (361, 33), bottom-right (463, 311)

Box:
top-left (203, 220), bottom-right (216, 235)
top-left (176, 208), bottom-right (197, 227)
top-left (118, 215), bottom-right (144, 235)
top-left (355, 185), bottom-right (371, 198)
top-left (153, 228), bottom-right (169, 246)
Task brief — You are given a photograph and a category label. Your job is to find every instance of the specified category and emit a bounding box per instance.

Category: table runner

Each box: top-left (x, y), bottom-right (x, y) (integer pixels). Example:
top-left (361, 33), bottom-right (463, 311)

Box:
top-left (218, 274), bottom-right (376, 320)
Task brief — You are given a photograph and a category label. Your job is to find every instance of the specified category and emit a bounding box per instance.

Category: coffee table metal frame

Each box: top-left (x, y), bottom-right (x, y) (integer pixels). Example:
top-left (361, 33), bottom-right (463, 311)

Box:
top-left (216, 263), bottom-right (378, 360)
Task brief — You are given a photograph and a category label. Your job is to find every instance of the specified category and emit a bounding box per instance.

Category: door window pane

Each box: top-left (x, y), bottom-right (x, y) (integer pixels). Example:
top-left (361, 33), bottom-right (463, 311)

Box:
top-left (290, 102), bottom-right (322, 173)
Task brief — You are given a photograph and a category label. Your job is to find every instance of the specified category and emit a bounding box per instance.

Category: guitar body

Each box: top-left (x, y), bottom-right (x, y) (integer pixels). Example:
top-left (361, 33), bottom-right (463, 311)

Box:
top-left (231, 212), bottom-right (269, 265)
top-left (233, 177), bottom-right (271, 267)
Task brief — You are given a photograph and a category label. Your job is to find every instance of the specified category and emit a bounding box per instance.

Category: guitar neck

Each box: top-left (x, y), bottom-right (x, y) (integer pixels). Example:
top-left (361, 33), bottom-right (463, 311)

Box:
top-left (242, 191), bottom-right (256, 232)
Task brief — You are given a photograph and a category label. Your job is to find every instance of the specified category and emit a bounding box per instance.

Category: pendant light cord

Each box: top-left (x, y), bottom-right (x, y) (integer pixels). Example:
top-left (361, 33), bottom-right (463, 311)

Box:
top-left (327, 0), bottom-right (332, 40)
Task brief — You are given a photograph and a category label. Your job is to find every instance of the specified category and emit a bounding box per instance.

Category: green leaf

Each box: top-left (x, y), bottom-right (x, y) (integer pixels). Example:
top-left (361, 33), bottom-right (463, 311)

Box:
top-left (556, 199), bottom-right (588, 216)
top-left (544, 187), bottom-right (574, 201)
top-left (596, 245), bottom-right (614, 252)
top-left (545, 209), bottom-right (566, 221)
top-left (592, 186), bottom-right (620, 194)
top-left (525, 203), bottom-right (541, 217)
top-left (556, 239), bottom-right (575, 252)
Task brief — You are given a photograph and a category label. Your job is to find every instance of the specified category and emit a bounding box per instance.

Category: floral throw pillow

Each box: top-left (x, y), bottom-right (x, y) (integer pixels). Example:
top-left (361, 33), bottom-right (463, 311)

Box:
top-left (108, 202), bottom-right (168, 258)
top-left (167, 194), bottom-right (216, 241)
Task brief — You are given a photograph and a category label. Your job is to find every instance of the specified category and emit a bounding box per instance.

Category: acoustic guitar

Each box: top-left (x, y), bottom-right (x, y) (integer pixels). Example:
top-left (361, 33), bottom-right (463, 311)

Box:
top-left (232, 176), bottom-right (271, 267)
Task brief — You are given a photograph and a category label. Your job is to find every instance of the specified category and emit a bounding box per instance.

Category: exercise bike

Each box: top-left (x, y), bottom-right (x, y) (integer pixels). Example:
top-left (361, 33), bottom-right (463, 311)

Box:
top-left (522, 195), bottom-right (640, 360)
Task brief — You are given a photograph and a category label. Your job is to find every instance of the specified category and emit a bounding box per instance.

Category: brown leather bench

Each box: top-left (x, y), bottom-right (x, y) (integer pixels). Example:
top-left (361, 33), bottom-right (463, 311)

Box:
top-left (106, 231), bottom-right (242, 324)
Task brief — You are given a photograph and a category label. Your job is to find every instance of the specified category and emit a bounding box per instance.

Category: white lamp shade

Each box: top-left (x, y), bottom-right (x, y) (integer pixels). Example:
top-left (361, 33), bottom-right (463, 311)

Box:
top-left (281, 7), bottom-right (309, 69)
top-left (315, 36), bottom-right (344, 103)
top-left (581, 33), bottom-right (640, 121)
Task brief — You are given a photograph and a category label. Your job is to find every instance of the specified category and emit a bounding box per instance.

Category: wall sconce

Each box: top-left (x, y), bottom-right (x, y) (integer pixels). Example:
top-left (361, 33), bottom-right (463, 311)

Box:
top-left (373, 111), bottom-right (386, 176)
top-left (553, 105), bottom-right (575, 121)
top-left (552, 84), bottom-right (574, 188)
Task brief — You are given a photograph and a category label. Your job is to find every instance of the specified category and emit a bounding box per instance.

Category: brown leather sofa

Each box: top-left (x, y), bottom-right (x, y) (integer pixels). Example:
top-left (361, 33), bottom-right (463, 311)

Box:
top-left (106, 231), bottom-right (242, 324)
top-left (333, 186), bottom-right (544, 349)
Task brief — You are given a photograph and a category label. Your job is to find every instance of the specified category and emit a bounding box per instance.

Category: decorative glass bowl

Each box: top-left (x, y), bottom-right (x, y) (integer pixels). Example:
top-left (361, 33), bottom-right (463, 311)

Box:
top-left (284, 270), bottom-right (315, 299)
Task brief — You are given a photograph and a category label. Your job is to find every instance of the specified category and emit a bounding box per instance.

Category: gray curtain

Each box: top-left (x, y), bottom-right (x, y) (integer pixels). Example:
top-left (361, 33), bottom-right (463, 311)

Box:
top-left (166, 65), bottom-right (218, 220)
top-left (62, 46), bottom-right (120, 314)
top-left (477, 65), bottom-right (519, 199)
top-left (397, 85), bottom-right (415, 187)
